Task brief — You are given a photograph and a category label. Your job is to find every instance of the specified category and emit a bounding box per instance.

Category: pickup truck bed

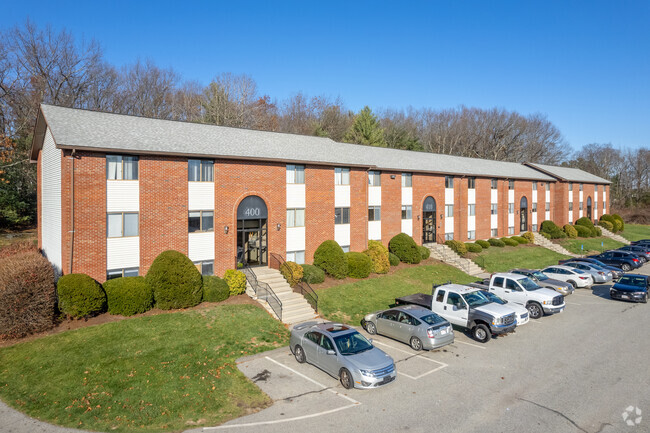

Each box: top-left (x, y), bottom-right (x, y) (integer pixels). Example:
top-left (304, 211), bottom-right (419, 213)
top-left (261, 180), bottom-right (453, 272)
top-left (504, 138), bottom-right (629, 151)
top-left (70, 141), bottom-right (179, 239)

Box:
top-left (395, 293), bottom-right (433, 309)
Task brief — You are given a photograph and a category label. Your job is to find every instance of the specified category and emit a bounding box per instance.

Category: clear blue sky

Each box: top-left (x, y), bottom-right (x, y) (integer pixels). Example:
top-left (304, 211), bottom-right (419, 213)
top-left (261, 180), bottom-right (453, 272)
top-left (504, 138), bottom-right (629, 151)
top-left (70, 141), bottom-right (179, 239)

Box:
top-left (5, 0), bottom-right (649, 151)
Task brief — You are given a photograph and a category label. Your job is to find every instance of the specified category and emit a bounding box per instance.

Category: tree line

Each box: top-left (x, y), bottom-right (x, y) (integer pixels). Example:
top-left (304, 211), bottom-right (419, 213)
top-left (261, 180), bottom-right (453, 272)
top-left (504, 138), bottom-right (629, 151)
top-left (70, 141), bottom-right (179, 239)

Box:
top-left (0, 22), bottom-right (647, 227)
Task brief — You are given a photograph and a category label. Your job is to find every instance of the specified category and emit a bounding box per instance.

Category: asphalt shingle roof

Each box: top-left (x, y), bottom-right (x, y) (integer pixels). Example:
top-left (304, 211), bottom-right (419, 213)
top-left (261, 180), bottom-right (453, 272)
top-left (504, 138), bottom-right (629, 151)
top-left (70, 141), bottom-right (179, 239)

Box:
top-left (525, 163), bottom-right (611, 184)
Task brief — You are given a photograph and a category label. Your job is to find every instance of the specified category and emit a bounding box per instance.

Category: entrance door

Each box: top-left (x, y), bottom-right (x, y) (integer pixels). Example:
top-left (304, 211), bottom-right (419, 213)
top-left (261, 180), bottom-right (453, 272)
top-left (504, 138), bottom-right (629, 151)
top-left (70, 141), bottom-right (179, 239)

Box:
top-left (237, 196), bottom-right (268, 267)
top-left (587, 197), bottom-right (592, 220)
top-left (422, 196), bottom-right (436, 243)
top-left (520, 196), bottom-right (528, 233)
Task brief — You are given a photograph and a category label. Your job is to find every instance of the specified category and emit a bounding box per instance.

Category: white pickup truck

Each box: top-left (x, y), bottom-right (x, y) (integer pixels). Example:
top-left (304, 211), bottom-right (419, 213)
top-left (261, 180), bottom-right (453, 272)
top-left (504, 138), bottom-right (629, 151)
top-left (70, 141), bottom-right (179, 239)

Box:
top-left (470, 273), bottom-right (566, 319)
top-left (395, 284), bottom-right (517, 343)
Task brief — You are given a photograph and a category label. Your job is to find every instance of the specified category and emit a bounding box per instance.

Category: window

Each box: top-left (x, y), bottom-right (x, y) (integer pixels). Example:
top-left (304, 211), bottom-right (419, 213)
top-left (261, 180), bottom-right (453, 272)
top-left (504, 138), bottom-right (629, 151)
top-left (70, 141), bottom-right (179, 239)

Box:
top-left (532, 181), bottom-right (538, 190)
top-left (545, 202), bottom-right (550, 211)
top-left (445, 176), bottom-right (454, 189)
top-left (401, 205), bottom-right (412, 219)
top-left (603, 202), bottom-right (606, 210)
top-left (335, 207), bottom-right (350, 224)
top-left (491, 204), bottom-right (498, 215)
top-left (467, 177), bottom-right (475, 189)
top-left (340, 245), bottom-right (350, 253)
top-left (335, 167), bottom-right (350, 185)
top-left (188, 159), bottom-right (214, 181)
top-left (546, 182), bottom-right (551, 191)
top-left (107, 267), bottom-right (139, 280)
top-left (491, 228), bottom-right (498, 237)
top-left (468, 204), bottom-right (476, 216)
top-left (508, 180), bottom-right (514, 190)
top-left (435, 290), bottom-right (445, 303)
top-left (491, 179), bottom-right (498, 189)
top-left (493, 276), bottom-right (504, 287)
top-left (368, 206), bottom-right (381, 221)
top-left (447, 292), bottom-right (464, 308)
top-left (532, 224), bottom-right (538, 232)
top-left (368, 171), bottom-right (381, 186)
top-left (532, 203), bottom-right (537, 212)
top-left (286, 208), bottom-right (305, 227)
top-left (569, 202), bottom-right (573, 211)
top-left (194, 260), bottom-right (214, 276)
top-left (188, 210), bottom-right (214, 232)
top-left (467, 230), bottom-right (475, 240)
top-left (508, 203), bottom-right (515, 214)
top-left (286, 251), bottom-right (306, 264)
top-left (106, 155), bottom-right (138, 180)
top-left (445, 233), bottom-right (454, 241)
top-left (569, 183), bottom-right (573, 191)
top-left (579, 201), bottom-right (583, 210)
top-left (579, 183), bottom-right (583, 191)
top-left (508, 226), bottom-right (515, 235)
top-left (445, 204), bottom-right (454, 217)
top-left (286, 165), bottom-right (305, 184)
top-left (401, 173), bottom-right (412, 187)
top-left (107, 212), bottom-right (139, 237)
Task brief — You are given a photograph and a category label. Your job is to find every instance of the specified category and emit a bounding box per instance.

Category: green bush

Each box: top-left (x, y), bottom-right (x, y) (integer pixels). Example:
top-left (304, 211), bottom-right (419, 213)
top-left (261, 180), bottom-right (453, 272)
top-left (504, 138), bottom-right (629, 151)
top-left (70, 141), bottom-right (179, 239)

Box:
top-left (146, 250), bottom-right (203, 310)
top-left (103, 276), bottom-right (153, 316)
top-left (598, 219), bottom-right (614, 231)
top-left (465, 242), bottom-right (483, 253)
top-left (512, 236), bottom-right (528, 244)
top-left (501, 237), bottom-right (519, 247)
top-left (301, 264), bottom-right (325, 284)
top-left (540, 232), bottom-right (552, 240)
top-left (488, 238), bottom-right (506, 247)
top-left (563, 224), bottom-right (578, 238)
top-left (224, 269), bottom-right (247, 296)
top-left (445, 240), bottom-right (468, 257)
top-left (418, 245), bottom-right (431, 260)
top-left (600, 214), bottom-right (622, 232)
top-left (363, 240), bottom-right (390, 274)
top-left (346, 252), bottom-right (373, 279)
top-left (202, 276), bottom-right (230, 302)
top-left (388, 252), bottom-right (400, 266)
top-left (522, 232), bottom-right (535, 243)
top-left (574, 225), bottom-right (592, 237)
top-left (57, 274), bottom-right (106, 319)
top-left (314, 240), bottom-right (349, 279)
top-left (475, 239), bottom-right (490, 249)
top-left (594, 227), bottom-right (602, 236)
top-left (612, 214), bottom-right (625, 232)
top-left (575, 217), bottom-right (595, 228)
top-left (280, 261), bottom-right (303, 287)
top-left (389, 233), bottom-right (421, 264)
top-left (540, 220), bottom-right (566, 238)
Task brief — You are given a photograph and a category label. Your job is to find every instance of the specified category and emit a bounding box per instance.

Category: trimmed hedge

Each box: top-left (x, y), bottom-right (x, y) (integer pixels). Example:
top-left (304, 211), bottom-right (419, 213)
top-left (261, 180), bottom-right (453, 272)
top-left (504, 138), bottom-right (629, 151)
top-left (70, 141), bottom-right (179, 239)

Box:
top-left (418, 245), bottom-right (431, 260)
top-left (103, 276), bottom-right (153, 316)
top-left (563, 224), bottom-right (578, 238)
top-left (512, 235), bottom-right (528, 244)
top-left (146, 250), bottom-right (203, 310)
top-left (612, 214), bottom-right (625, 232)
top-left (389, 252), bottom-right (400, 266)
top-left (540, 220), bottom-right (566, 239)
top-left (540, 232), bottom-right (552, 240)
top-left (389, 233), bottom-right (422, 264)
top-left (574, 225), bottom-right (592, 238)
top-left (465, 242), bottom-right (483, 253)
top-left (445, 240), bottom-right (468, 257)
top-left (301, 264), bottom-right (325, 284)
top-left (501, 237), bottom-right (519, 247)
top-left (522, 232), bottom-right (535, 243)
top-left (202, 276), bottom-right (230, 302)
top-left (314, 240), bottom-right (349, 279)
top-left (364, 240), bottom-right (390, 274)
top-left (224, 269), bottom-right (247, 296)
top-left (346, 252), bottom-right (373, 279)
top-left (598, 220), bottom-right (614, 231)
top-left (475, 240), bottom-right (490, 249)
top-left (600, 214), bottom-right (622, 232)
top-left (280, 261), bottom-right (303, 287)
top-left (575, 217), bottom-right (594, 228)
top-left (57, 274), bottom-right (106, 318)
top-left (489, 238), bottom-right (506, 247)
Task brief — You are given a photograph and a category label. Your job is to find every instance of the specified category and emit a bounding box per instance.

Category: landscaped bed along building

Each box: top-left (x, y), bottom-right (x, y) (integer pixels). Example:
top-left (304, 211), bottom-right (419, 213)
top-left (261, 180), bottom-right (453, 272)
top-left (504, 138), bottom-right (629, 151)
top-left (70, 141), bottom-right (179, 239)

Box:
top-left (31, 104), bottom-right (611, 281)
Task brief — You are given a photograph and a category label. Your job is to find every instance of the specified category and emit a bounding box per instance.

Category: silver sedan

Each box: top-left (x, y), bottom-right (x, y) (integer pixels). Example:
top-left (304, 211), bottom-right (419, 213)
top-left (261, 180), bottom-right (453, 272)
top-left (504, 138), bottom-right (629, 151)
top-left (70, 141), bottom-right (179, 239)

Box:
top-left (564, 261), bottom-right (613, 283)
top-left (362, 305), bottom-right (454, 351)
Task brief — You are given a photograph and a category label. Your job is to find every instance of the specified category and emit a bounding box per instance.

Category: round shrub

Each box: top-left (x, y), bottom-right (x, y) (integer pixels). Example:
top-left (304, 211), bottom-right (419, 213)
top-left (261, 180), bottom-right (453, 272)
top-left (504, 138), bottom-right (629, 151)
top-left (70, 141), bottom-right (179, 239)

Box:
top-left (146, 250), bottom-right (203, 310)
top-left (522, 232), bottom-right (535, 243)
top-left (224, 269), bottom-right (247, 296)
top-left (202, 276), bottom-right (230, 302)
top-left (574, 225), bottom-right (592, 238)
top-left (575, 217), bottom-right (595, 228)
top-left (489, 238), bottom-right (506, 247)
top-left (389, 233), bottom-right (421, 264)
top-left (475, 240), bottom-right (490, 249)
top-left (418, 245), bottom-right (431, 260)
top-left (594, 226), bottom-right (602, 237)
top-left (465, 242), bottom-right (483, 253)
top-left (612, 214), bottom-right (625, 231)
top-left (280, 261), bottom-right (303, 287)
top-left (363, 240), bottom-right (390, 274)
top-left (445, 240), bottom-right (468, 257)
top-left (511, 236), bottom-right (528, 244)
top-left (563, 224), bottom-right (578, 239)
top-left (57, 274), bottom-right (106, 319)
top-left (598, 219), bottom-right (614, 231)
top-left (314, 240), bottom-right (349, 279)
top-left (103, 276), bottom-right (153, 316)
top-left (540, 232), bottom-right (552, 240)
top-left (540, 220), bottom-right (560, 234)
top-left (389, 252), bottom-right (400, 266)
top-left (600, 214), bottom-right (622, 232)
top-left (346, 252), bottom-right (373, 279)
top-left (501, 237), bottom-right (519, 247)
top-left (301, 264), bottom-right (325, 284)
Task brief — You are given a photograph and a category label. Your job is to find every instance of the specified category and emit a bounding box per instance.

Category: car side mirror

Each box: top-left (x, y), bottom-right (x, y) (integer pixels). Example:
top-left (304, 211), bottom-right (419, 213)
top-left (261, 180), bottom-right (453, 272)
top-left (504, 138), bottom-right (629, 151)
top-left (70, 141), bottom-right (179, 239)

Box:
top-left (368, 338), bottom-right (373, 344)
top-left (327, 350), bottom-right (336, 356)
top-left (452, 305), bottom-right (458, 311)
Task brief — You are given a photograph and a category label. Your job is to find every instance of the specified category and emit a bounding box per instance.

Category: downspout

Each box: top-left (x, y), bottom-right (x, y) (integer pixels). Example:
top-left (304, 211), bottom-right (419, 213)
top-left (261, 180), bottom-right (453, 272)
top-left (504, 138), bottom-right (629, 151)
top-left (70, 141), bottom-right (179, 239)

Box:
top-left (69, 149), bottom-right (76, 274)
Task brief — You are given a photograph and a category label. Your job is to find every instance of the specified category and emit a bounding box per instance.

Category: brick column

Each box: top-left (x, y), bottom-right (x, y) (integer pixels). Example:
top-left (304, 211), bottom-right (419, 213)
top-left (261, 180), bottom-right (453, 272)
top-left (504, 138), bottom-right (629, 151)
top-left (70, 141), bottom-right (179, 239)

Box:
top-left (349, 168), bottom-right (368, 251)
top-left (381, 171), bottom-right (401, 246)
top-left (305, 165), bottom-right (334, 260)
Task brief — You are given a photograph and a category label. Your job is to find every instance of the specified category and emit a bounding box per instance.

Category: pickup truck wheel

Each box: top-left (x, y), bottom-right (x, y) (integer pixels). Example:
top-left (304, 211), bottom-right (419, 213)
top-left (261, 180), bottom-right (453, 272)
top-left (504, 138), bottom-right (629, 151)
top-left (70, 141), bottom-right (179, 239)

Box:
top-left (294, 345), bottom-right (306, 363)
top-left (527, 302), bottom-right (543, 319)
top-left (472, 324), bottom-right (490, 343)
top-left (621, 264), bottom-right (631, 271)
top-left (410, 337), bottom-right (423, 351)
top-left (339, 368), bottom-right (353, 389)
top-left (567, 280), bottom-right (577, 289)
top-left (365, 321), bottom-right (377, 335)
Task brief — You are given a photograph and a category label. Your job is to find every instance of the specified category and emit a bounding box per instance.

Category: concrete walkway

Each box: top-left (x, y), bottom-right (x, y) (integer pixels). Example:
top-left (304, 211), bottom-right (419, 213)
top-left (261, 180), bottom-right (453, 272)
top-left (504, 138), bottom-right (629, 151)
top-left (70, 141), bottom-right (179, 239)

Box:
top-left (0, 400), bottom-right (86, 433)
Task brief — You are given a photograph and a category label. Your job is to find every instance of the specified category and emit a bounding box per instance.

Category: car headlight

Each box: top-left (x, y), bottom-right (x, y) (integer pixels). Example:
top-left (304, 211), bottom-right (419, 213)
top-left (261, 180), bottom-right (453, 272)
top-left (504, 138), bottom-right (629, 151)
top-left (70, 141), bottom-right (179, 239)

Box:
top-left (492, 317), bottom-right (503, 325)
top-left (359, 369), bottom-right (375, 377)
top-left (543, 300), bottom-right (551, 305)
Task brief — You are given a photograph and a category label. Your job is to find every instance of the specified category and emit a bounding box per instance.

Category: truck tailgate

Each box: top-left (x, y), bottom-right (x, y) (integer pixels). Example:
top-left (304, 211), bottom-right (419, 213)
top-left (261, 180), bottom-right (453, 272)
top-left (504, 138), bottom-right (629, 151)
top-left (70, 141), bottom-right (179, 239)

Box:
top-left (395, 293), bottom-right (433, 309)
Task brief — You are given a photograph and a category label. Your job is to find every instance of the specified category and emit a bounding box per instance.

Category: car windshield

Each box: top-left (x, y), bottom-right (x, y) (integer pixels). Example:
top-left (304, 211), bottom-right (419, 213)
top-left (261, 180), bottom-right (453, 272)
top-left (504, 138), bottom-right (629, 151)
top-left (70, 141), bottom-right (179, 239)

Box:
top-left (532, 271), bottom-right (548, 280)
top-left (482, 290), bottom-right (506, 304)
top-left (333, 331), bottom-right (374, 355)
top-left (617, 276), bottom-right (647, 287)
top-left (519, 277), bottom-right (542, 291)
top-left (462, 291), bottom-right (491, 307)
top-left (420, 313), bottom-right (446, 325)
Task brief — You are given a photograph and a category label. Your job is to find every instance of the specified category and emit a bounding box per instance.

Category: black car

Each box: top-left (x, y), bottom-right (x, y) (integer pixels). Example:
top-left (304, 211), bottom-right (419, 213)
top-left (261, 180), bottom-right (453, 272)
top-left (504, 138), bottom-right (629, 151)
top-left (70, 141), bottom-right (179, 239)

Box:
top-left (587, 251), bottom-right (642, 271)
top-left (631, 239), bottom-right (650, 247)
top-left (617, 245), bottom-right (650, 262)
top-left (558, 257), bottom-right (623, 279)
top-left (610, 274), bottom-right (649, 303)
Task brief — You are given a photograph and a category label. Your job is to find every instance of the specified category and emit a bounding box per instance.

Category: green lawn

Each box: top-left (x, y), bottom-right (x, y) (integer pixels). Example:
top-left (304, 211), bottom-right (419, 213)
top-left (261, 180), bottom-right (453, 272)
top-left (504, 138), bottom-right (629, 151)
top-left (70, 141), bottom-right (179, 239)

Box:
top-left (0, 305), bottom-right (289, 433)
top-left (318, 264), bottom-right (479, 325)
top-left (620, 224), bottom-right (650, 242)
top-left (472, 244), bottom-right (570, 273)
top-left (559, 237), bottom-right (624, 255)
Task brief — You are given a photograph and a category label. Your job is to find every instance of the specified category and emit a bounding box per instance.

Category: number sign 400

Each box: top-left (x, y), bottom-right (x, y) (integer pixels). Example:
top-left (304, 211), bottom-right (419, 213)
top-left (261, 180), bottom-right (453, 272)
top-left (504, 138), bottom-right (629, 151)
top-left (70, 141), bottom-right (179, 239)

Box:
top-left (244, 208), bottom-right (261, 217)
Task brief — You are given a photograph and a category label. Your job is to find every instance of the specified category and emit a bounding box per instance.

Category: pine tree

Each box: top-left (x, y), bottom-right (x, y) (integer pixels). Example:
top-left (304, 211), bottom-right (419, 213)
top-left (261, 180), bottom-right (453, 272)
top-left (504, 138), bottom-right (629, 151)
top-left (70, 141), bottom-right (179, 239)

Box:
top-left (344, 106), bottom-right (386, 147)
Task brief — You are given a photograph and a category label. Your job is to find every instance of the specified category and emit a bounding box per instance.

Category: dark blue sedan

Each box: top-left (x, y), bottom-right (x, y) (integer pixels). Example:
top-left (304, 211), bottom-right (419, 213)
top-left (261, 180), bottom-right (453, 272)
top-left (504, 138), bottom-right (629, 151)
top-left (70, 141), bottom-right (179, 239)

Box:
top-left (610, 274), bottom-right (649, 303)
top-left (589, 251), bottom-right (642, 271)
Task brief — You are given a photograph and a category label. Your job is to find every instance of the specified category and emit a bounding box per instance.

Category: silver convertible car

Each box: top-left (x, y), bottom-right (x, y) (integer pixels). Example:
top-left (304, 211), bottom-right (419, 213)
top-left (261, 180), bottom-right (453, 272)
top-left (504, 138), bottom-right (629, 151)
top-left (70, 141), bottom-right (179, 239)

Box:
top-left (362, 305), bottom-right (454, 351)
top-left (290, 322), bottom-right (396, 389)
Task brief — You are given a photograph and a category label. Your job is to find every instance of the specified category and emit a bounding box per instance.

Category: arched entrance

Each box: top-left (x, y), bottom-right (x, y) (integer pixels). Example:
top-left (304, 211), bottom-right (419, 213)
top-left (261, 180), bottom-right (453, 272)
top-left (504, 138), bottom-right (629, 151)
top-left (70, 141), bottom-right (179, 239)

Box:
top-left (587, 196), bottom-right (592, 220)
top-left (237, 196), bottom-right (268, 267)
top-left (422, 196), bottom-right (436, 244)
top-left (519, 196), bottom-right (528, 233)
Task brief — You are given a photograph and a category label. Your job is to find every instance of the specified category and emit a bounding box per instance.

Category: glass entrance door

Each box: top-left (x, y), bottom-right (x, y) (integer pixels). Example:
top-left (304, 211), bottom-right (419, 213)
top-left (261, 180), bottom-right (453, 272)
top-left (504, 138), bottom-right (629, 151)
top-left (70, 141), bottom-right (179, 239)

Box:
top-left (423, 211), bottom-right (436, 243)
top-left (519, 196), bottom-right (528, 233)
top-left (237, 219), bottom-right (268, 266)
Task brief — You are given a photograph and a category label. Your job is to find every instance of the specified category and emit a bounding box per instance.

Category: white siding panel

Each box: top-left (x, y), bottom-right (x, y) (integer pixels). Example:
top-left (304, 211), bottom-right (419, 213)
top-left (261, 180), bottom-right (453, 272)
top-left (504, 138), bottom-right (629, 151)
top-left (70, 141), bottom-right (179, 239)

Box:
top-left (286, 184), bottom-right (306, 208)
top-left (188, 182), bottom-right (214, 210)
top-left (508, 213), bottom-right (515, 227)
top-left (532, 190), bottom-right (538, 203)
top-left (569, 191), bottom-right (573, 202)
top-left (188, 232), bottom-right (215, 261)
top-left (335, 185), bottom-right (350, 207)
top-left (579, 209), bottom-right (583, 218)
top-left (445, 217), bottom-right (454, 234)
top-left (467, 189), bottom-right (476, 204)
top-left (401, 219), bottom-right (413, 236)
top-left (401, 187), bottom-right (412, 206)
top-left (107, 237), bottom-right (140, 269)
top-left (569, 211), bottom-right (573, 223)
top-left (508, 190), bottom-right (514, 203)
top-left (468, 216), bottom-right (476, 231)
top-left (368, 221), bottom-right (381, 240)
top-left (107, 181), bottom-right (139, 212)
top-left (286, 227), bottom-right (306, 252)
top-left (491, 190), bottom-right (498, 203)
top-left (579, 191), bottom-right (583, 202)
top-left (445, 188), bottom-right (454, 204)
top-left (41, 128), bottom-right (62, 272)
top-left (545, 191), bottom-right (551, 203)
top-left (532, 212), bottom-right (538, 225)
top-left (491, 214), bottom-right (498, 229)
top-left (368, 186), bottom-right (381, 206)
top-left (545, 211), bottom-right (551, 220)
top-left (334, 224), bottom-right (351, 247)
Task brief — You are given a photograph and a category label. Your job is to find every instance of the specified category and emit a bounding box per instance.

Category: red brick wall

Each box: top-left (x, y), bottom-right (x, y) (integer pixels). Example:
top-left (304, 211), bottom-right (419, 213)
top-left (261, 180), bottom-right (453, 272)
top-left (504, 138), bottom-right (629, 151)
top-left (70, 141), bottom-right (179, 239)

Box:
top-left (305, 165), bottom-right (334, 261)
top-left (475, 178), bottom-right (491, 240)
top-left (515, 180), bottom-right (533, 233)
top-left (350, 168), bottom-right (368, 251)
top-left (139, 155), bottom-right (188, 275)
top-left (413, 173), bottom-right (445, 244)
top-left (381, 171), bottom-right (401, 246)
top-left (498, 180), bottom-right (508, 237)
top-left (553, 182), bottom-right (568, 226)
top-left (454, 178), bottom-right (466, 241)
top-left (583, 183), bottom-right (595, 221)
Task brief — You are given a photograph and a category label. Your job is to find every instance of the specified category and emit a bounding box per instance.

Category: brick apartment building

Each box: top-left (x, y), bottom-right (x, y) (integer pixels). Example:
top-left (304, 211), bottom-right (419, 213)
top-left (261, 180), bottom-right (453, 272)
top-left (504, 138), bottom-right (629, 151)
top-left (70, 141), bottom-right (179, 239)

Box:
top-left (30, 105), bottom-right (610, 282)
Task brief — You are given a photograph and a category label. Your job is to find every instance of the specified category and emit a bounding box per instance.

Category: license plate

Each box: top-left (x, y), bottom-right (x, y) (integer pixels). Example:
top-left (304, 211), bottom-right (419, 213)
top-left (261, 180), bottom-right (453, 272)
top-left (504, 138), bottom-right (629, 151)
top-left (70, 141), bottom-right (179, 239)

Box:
top-left (440, 329), bottom-right (448, 335)
top-left (380, 375), bottom-right (395, 385)
top-left (621, 295), bottom-right (629, 299)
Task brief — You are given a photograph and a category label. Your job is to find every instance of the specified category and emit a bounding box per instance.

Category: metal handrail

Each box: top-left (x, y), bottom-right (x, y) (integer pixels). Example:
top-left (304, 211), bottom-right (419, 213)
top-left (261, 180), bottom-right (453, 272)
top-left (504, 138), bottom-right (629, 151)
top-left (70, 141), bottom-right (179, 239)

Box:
top-left (269, 252), bottom-right (318, 312)
top-left (237, 250), bottom-right (282, 321)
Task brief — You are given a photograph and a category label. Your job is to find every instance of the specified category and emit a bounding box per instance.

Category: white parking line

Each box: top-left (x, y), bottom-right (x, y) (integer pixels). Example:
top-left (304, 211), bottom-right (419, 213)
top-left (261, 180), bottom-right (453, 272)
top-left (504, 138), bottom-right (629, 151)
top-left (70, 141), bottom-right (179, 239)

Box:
top-left (455, 340), bottom-right (487, 350)
top-left (373, 340), bottom-right (448, 380)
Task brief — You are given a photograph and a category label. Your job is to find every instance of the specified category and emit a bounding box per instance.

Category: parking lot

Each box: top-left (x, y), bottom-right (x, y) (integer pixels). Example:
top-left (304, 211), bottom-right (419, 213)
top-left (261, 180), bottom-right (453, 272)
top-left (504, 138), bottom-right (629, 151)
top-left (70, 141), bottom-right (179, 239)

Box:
top-left (195, 263), bottom-right (650, 433)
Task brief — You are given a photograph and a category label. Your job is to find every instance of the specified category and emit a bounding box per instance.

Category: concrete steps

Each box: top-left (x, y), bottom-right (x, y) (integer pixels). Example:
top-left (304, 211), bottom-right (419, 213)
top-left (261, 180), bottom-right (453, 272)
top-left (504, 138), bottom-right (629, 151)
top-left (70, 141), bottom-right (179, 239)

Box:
top-left (532, 232), bottom-right (582, 257)
top-left (425, 243), bottom-right (486, 276)
top-left (599, 227), bottom-right (631, 245)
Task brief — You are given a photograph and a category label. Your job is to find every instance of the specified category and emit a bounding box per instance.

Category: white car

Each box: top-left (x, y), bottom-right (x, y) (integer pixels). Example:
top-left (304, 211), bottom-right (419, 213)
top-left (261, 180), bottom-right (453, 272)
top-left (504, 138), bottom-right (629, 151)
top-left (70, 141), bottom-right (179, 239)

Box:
top-left (542, 265), bottom-right (594, 289)
top-left (563, 262), bottom-right (613, 284)
top-left (480, 290), bottom-right (530, 325)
